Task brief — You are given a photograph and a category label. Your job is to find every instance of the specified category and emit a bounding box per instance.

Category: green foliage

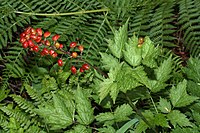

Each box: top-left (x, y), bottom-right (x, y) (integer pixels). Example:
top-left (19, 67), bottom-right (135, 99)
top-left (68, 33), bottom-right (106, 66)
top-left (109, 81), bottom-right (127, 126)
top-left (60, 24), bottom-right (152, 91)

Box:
top-left (0, 0), bottom-right (200, 132)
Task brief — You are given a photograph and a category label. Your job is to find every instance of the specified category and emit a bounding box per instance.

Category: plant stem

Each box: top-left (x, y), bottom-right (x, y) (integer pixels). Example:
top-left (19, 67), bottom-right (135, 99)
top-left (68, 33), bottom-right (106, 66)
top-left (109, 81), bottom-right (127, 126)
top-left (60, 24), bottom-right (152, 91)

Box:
top-left (14, 8), bottom-right (110, 16)
top-left (125, 93), bottom-right (157, 133)
top-left (148, 91), bottom-right (158, 114)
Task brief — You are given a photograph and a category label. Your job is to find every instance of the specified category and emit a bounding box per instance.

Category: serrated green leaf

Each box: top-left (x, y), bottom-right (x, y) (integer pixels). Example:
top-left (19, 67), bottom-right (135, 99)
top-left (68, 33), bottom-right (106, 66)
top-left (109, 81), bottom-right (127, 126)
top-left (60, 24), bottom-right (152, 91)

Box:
top-left (192, 111), bottom-right (200, 125)
top-left (108, 19), bottom-right (129, 58)
top-left (123, 36), bottom-right (142, 67)
top-left (167, 110), bottom-right (192, 127)
top-left (134, 120), bottom-right (148, 133)
top-left (187, 80), bottom-right (200, 97)
top-left (155, 57), bottom-right (172, 82)
top-left (75, 87), bottom-right (94, 125)
top-left (154, 113), bottom-right (168, 127)
top-left (170, 79), bottom-right (198, 107)
top-left (98, 126), bottom-right (116, 133)
top-left (171, 126), bottom-right (200, 133)
top-left (131, 66), bottom-right (150, 88)
top-left (141, 37), bottom-right (158, 68)
top-left (65, 125), bottom-right (92, 133)
top-left (158, 98), bottom-right (171, 113)
top-left (148, 80), bottom-right (167, 92)
top-left (96, 112), bottom-right (115, 126)
top-left (114, 104), bottom-right (133, 122)
top-left (100, 52), bottom-right (120, 70)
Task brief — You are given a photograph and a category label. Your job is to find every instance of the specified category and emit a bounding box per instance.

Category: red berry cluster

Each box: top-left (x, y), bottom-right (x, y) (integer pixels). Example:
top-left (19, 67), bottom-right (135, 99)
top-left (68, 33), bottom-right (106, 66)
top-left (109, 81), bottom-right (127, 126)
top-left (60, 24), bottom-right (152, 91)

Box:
top-left (19, 26), bottom-right (90, 74)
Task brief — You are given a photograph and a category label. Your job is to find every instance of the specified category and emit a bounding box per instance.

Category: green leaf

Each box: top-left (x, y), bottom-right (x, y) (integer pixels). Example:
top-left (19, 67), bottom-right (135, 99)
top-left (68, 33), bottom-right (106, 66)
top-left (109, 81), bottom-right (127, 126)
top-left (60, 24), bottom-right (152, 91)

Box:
top-left (148, 80), bottom-right (167, 92)
top-left (154, 113), bottom-right (168, 127)
top-left (158, 98), bottom-right (171, 113)
top-left (131, 66), bottom-right (150, 88)
top-left (98, 64), bottom-right (122, 103)
top-left (134, 120), bottom-right (148, 133)
top-left (114, 104), bottom-right (133, 122)
top-left (155, 56), bottom-right (172, 82)
top-left (100, 52), bottom-right (120, 70)
top-left (65, 125), bottom-right (92, 133)
top-left (96, 112), bottom-right (115, 126)
top-left (74, 87), bottom-right (94, 125)
top-left (35, 93), bottom-right (75, 130)
top-left (123, 36), bottom-right (142, 67)
top-left (170, 79), bottom-right (198, 107)
top-left (41, 75), bottom-right (58, 94)
top-left (98, 126), bottom-right (116, 133)
top-left (141, 36), bottom-right (158, 68)
top-left (116, 118), bottom-right (138, 133)
top-left (183, 57), bottom-right (200, 83)
top-left (167, 110), bottom-right (192, 127)
top-left (108, 19), bottom-right (129, 58)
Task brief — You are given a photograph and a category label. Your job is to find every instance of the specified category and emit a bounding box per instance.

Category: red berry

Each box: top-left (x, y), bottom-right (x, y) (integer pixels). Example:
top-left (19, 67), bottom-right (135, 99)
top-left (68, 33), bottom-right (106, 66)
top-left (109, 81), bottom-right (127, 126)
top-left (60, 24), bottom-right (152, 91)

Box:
top-left (71, 66), bottom-right (77, 74)
top-left (40, 51), bottom-right (45, 56)
top-left (36, 28), bottom-right (42, 36)
top-left (45, 40), bottom-right (51, 46)
top-left (20, 37), bottom-right (26, 43)
top-left (42, 48), bottom-right (49, 55)
top-left (24, 27), bottom-right (31, 34)
top-left (52, 34), bottom-right (60, 41)
top-left (30, 28), bottom-right (36, 35)
top-left (49, 49), bottom-right (55, 55)
top-left (78, 45), bottom-right (84, 52)
top-left (20, 32), bottom-right (26, 38)
top-left (70, 42), bottom-right (77, 48)
top-left (22, 41), bottom-right (28, 48)
top-left (28, 40), bottom-right (34, 47)
top-left (52, 52), bottom-right (58, 58)
top-left (30, 34), bottom-right (37, 40)
top-left (33, 45), bottom-right (39, 52)
top-left (71, 52), bottom-right (78, 58)
top-left (54, 42), bottom-right (60, 49)
top-left (25, 34), bottom-right (30, 40)
top-left (59, 44), bottom-right (63, 49)
top-left (35, 36), bottom-right (42, 43)
top-left (82, 63), bottom-right (90, 70)
top-left (44, 31), bottom-right (51, 38)
top-left (80, 67), bottom-right (84, 73)
top-left (57, 59), bottom-right (63, 66)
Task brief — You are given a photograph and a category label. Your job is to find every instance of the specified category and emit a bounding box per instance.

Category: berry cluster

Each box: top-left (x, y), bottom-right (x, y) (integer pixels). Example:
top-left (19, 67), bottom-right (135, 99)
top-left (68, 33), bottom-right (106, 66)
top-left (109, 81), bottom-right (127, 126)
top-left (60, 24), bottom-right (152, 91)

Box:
top-left (19, 26), bottom-right (90, 74)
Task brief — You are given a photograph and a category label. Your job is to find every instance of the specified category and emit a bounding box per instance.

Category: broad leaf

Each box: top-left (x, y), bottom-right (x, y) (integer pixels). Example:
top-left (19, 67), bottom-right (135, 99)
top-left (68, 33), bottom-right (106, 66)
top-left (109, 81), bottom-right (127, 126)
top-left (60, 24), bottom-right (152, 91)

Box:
top-left (65, 125), bottom-right (92, 133)
top-left (148, 80), bottom-right (167, 92)
top-left (108, 19), bottom-right (129, 58)
top-left (35, 93), bottom-right (75, 130)
top-left (158, 98), bottom-right (171, 113)
top-left (96, 112), bottom-right (115, 126)
top-left (170, 80), bottom-right (198, 107)
top-left (114, 104), bottom-right (133, 122)
top-left (141, 37), bottom-right (158, 68)
top-left (75, 87), bottom-right (94, 125)
top-left (155, 56), bottom-right (172, 82)
top-left (98, 126), bottom-right (116, 133)
top-left (100, 52), bottom-right (120, 70)
top-left (123, 36), bottom-right (142, 67)
top-left (154, 113), bottom-right (168, 127)
top-left (116, 118), bottom-right (138, 133)
top-left (167, 110), bottom-right (192, 127)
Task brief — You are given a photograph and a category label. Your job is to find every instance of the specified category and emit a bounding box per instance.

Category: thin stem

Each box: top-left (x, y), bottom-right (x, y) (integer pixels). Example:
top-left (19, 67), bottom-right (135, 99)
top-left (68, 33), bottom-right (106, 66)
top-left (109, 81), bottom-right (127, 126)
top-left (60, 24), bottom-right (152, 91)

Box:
top-left (14, 8), bottom-right (110, 16)
top-left (148, 91), bottom-right (158, 114)
top-left (124, 93), bottom-right (157, 133)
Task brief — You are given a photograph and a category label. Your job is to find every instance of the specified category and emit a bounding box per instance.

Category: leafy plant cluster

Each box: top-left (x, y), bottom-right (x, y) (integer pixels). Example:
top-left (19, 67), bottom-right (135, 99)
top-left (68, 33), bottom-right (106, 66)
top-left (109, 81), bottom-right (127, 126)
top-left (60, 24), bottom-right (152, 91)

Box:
top-left (0, 0), bottom-right (200, 133)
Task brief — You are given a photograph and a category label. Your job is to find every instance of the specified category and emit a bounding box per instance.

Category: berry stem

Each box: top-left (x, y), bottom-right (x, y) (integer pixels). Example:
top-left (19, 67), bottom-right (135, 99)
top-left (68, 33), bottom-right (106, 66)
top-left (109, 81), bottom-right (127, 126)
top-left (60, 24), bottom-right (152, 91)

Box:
top-left (14, 8), bottom-right (110, 16)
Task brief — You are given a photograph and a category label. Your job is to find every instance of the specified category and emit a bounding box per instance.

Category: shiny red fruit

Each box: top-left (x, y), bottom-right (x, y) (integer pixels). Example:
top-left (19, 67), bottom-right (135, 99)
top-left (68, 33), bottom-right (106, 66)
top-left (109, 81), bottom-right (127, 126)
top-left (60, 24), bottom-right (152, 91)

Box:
top-left (36, 28), bottom-right (42, 36)
top-left (71, 66), bottom-right (77, 74)
top-left (78, 45), bottom-right (84, 52)
top-left (24, 27), bottom-right (31, 34)
top-left (30, 34), bottom-right (37, 40)
top-left (22, 41), bottom-right (28, 48)
top-left (33, 45), bottom-right (39, 52)
top-left (35, 36), bottom-right (42, 43)
top-left (49, 49), bottom-right (55, 55)
top-left (42, 48), bottom-right (49, 55)
top-left (44, 31), bottom-right (51, 38)
top-left (59, 44), bottom-right (63, 49)
top-left (45, 40), bottom-right (51, 46)
top-left (52, 34), bottom-right (60, 41)
top-left (57, 59), bottom-right (63, 66)
top-left (30, 28), bottom-right (36, 35)
top-left (52, 52), bottom-right (58, 58)
top-left (20, 37), bottom-right (26, 43)
top-left (20, 32), bottom-right (26, 38)
top-left (70, 42), bottom-right (77, 48)
top-left (28, 40), bottom-right (34, 47)
top-left (71, 52), bottom-right (78, 58)
top-left (80, 67), bottom-right (84, 73)
top-left (82, 63), bottom-right (90, 70)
